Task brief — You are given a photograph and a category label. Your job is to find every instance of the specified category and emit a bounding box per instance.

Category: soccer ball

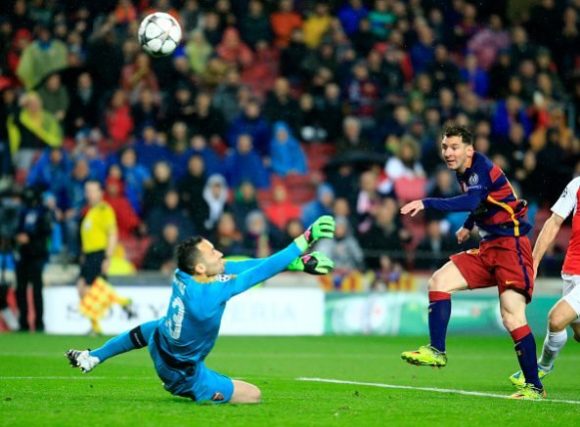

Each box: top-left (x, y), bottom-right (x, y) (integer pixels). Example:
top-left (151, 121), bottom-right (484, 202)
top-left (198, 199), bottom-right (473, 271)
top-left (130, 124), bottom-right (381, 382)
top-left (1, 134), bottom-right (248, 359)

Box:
top-left (138, 12), bottom-right (182, 57)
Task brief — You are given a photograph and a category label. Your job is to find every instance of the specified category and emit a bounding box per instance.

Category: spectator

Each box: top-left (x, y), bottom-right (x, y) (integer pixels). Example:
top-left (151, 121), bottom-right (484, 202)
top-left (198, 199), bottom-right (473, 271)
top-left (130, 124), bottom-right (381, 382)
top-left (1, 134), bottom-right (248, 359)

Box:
top-left (143, 161), bottom-right (174, 216)
top-left (15, 186), bottom-right (52, 332)
top-left (16, 24), bottom-right (67, 90)
top-left (134, 126), bottom-right (172, 172)
top-left (121, 52), bottom-right (160, 104)
top-left (185, 30), bottom-right (213, 75)
top-left (180, 0), bottom-right (202, 32)
top-left (318, 82), bottom-right (343, 142)
top-left (336, 116), bottom-right (373, 154)
top-left (142, 223), bottom-right (179, 273)
top-left (280, 28), bottom-right (308, 82)
top-left (270, 121), bottom-right (307, 177)
top-left (355, 170), bottom-right (381, 229)
top-left (227, 98), bottom-right (271, 157)
top-left (67, 72), bottom-right (99, 136)
top-left (202, 174), bottom-right (229, 231)
top-left (303, 2), bottom-right (332, 49)
top-left (295, 92), bottom-right (326, 143)
top-left (37, 73), bottom-right (69, 123)
top-left (368, 0), bottom-right (396, 41)
top-left (181, 134), bottom-right (223, 177)
top-left (263, 183), bottom-right (301, 231)
top-left (384, 136), bottom-right (425, 181)
top-left (216, 27), bottom-right (254, 69)
top-left (467, 14), bottom-right (510, 70)
top-left (145, 188), bottom-right (194, 240)
top-left (359, 197), bottom-right (409, 269)
top-left (263, 77), bottom-right (301, 133)
top-left (317, 216), bottom-right (365, 291)
top-left (26, 147), bottom-right (71, 208)
top-left (240, 0), bottom-right (272, 48)
top-left (131, 88), bottom-right (161, 136)
top-left (270, 0), bottom-right (303, 48)
top-left (213, 212), bottom-right (244, 256)
top-left (190, 91), bottom-right (226, 144)
top-left (276, 218), bottom-right (305, 249)
top-left (7, 92), bottom-right (62, 171)
top-left (165, 84), bottom-right (196, 126)
top-left (338, 0), bottom-right (369, 37)
top-left (224, 134), bottom-right (270, 189)
top-left (414, 218), bottom-right (455, 271)
top-left (103, 89), bottom-right (134, 150)
top-left (243, 210), bottom-right (273, 258)
top-left (460, 53), bottom-right (489, 98)
top-left (177, 154), bottom-right (209, 233)
top-left (302, 183), bottom-right (335, 227)
top-left (212, 68), bottom-right (242, 124)
top-left (62, 157), bottom-right (92, 259)
top-left (103, 169), bottom-right (141, 240)
top-left (231, 181), bottom-right (259, 232)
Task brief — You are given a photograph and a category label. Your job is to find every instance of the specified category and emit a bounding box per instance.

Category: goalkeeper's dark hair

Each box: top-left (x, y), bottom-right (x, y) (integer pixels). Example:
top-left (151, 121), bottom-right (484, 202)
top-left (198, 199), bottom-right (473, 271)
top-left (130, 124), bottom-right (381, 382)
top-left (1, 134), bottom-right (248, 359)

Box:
top-left (442, 125), bottom-right (474, 146)
top-left (176, 236), bottom-right (204, 274)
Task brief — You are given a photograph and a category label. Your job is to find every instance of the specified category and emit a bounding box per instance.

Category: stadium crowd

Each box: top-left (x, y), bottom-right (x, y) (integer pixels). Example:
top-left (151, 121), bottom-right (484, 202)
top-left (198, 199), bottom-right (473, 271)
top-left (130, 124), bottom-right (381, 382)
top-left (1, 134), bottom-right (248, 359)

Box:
top-left (0, 0), bottom-right (579, 292)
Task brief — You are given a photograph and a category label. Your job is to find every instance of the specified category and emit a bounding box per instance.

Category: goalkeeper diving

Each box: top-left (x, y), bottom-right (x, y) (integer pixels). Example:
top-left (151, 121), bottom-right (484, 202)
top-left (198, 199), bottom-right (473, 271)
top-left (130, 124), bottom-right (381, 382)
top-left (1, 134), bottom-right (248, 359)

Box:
top-left (67, 216), bottom-right (335, 404)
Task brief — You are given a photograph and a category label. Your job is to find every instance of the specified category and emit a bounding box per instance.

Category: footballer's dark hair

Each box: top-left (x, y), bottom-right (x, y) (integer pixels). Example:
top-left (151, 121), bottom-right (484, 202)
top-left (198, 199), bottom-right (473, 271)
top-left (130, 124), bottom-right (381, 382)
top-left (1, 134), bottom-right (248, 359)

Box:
top-left (442, 125), bottom-right (474, 146)
top-left (176, 236), bottom-right (204, 274)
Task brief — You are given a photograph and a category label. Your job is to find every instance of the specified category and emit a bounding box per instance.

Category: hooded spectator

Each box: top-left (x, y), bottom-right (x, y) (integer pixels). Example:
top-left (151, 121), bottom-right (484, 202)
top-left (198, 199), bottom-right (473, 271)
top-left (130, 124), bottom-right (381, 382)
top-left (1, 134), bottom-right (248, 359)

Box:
top-left (270, 121), bottom-right (307, 177)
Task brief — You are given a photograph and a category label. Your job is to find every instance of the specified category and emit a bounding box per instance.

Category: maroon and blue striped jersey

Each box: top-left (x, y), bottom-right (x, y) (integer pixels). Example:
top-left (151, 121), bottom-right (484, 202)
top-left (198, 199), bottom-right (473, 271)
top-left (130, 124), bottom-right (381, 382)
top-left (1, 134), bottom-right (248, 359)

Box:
top-left (423, 152), bottom-right (531, 239)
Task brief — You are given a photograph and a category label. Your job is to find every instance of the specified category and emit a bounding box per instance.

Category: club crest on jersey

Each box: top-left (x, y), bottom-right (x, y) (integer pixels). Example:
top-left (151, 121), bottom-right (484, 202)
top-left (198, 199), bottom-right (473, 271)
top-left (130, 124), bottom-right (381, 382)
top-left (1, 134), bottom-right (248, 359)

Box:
top-left (216, 274), bottom-right (231, 282)
top-left (468, 173), bottom-right (479, 186)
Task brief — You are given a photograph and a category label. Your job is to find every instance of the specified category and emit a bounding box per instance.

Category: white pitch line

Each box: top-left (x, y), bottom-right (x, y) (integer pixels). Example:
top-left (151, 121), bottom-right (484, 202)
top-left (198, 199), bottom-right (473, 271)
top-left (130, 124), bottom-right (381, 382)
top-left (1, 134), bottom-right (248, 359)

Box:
top-left (297, 377), bottom-right (580, 405)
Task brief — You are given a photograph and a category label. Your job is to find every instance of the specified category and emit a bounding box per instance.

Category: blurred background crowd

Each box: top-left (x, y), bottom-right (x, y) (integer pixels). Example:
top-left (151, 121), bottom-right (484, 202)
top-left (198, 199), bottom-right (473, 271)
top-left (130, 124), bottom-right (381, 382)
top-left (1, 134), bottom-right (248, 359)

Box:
top-left (0, 0), bottom-right (579, 292)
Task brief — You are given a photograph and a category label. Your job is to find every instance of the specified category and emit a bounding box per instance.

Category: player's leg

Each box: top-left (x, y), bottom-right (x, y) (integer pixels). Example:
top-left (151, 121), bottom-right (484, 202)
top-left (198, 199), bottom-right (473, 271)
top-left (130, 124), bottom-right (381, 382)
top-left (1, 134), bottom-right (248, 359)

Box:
top-left (15, 261), bottom-right (29, 331)
top-left (499, 290), bottom-right (545, 399)
top-left (230, 380), bottom-right (262, 404)
top-left (30, 260), bottom-right (44, 332)
top-left (538, 299), bottom-right (576, 371)
top-left (67, 320), bottom-right (159, 373)
top-left (401, 260), bottom-right (470, 366)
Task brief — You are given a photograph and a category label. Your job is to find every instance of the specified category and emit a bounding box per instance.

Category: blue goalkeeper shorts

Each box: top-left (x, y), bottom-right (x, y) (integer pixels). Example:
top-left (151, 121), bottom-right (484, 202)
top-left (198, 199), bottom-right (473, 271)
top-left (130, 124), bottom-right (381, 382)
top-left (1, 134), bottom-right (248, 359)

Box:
top-left (148, 331), bottom-right (233, 403)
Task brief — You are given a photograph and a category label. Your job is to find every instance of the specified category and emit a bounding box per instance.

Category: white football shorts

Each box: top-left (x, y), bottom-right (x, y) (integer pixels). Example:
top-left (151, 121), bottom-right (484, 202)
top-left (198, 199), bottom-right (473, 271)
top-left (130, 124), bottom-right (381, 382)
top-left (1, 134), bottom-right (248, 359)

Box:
top-left (561, 274), bottom-right (580, 324)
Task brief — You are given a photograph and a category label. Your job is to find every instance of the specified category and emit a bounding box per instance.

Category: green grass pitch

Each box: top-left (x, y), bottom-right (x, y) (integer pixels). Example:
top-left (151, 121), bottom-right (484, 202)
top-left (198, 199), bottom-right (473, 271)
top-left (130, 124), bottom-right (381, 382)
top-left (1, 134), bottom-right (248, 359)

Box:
top-left (1, 334), bottom-right (578, 426)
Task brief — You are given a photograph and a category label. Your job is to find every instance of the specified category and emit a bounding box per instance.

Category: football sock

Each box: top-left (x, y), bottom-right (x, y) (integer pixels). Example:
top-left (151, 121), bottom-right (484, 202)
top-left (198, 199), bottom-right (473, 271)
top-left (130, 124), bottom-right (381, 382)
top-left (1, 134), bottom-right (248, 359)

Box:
top-left (428, 291), bottom-right (451, 353)
top-left (91, 320), bottom-right (158, 362)
top-left (538, 328), bottom-right (567, 370)
top-left (511, 325), bottom-right (543, 389)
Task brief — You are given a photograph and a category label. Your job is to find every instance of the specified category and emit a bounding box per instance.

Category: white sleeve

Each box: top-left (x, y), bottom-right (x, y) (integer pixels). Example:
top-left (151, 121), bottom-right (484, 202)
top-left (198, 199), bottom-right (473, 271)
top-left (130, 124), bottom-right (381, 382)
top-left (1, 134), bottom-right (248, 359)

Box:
top-left (551, 177), bottom-right (580, 219)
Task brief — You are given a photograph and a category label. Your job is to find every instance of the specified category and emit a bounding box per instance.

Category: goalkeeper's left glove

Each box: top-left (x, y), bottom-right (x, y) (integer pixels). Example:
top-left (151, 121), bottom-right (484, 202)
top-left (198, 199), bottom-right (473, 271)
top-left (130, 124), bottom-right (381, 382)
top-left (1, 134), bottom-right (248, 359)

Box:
top-left (294, 215), bottom-right (335, 251)
top-left (288, 251), bottom-right (335, 275)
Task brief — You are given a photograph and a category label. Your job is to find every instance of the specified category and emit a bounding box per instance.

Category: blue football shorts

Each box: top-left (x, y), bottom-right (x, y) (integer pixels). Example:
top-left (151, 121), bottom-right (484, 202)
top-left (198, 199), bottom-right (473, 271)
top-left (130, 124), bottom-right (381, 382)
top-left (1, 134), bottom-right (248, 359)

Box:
top-left (148, 334), bottom-right (234, 403)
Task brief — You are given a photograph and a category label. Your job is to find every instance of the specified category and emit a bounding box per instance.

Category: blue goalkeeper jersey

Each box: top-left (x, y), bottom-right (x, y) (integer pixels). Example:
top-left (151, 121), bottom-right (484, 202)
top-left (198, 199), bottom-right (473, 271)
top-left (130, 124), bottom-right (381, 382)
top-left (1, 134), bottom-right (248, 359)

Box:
top-left (154, 243), bottom-right (301, 365)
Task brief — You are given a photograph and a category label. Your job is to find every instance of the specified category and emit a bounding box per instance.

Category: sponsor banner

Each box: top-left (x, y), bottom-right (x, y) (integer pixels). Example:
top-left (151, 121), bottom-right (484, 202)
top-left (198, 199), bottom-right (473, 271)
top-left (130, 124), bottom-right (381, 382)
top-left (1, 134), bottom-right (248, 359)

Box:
top-left (44, 287), bottom-right (324, 336)
top-left (325, 293), bottom-right (560, 335)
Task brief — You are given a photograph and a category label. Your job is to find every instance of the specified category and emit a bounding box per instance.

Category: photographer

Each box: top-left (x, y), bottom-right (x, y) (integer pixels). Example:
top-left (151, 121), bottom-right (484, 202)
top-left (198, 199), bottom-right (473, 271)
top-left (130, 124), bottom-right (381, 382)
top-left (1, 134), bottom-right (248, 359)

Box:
top-left (15, 187), bottom-right (52, 332)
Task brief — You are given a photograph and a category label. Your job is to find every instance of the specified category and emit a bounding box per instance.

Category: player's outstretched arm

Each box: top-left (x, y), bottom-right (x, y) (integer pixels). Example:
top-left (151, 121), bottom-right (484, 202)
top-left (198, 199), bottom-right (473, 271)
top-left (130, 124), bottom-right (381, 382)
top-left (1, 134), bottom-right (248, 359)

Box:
top-left (287, 251), bottom-right (335, 275)
top-left (225, 259), bottom-right (264, 274)
top-left (532, 212), bottom-right (565, 275)
top-left (221, 216), bottom-right (335, 299)
top-left (226, 253), bottom-right (334, 276)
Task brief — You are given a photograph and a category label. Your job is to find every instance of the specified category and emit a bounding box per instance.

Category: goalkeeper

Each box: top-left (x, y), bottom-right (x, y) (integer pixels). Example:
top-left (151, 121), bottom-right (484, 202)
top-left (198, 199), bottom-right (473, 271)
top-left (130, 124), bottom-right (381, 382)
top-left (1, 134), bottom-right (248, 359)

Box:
top-left (67, 216), bottom-right (335, 404)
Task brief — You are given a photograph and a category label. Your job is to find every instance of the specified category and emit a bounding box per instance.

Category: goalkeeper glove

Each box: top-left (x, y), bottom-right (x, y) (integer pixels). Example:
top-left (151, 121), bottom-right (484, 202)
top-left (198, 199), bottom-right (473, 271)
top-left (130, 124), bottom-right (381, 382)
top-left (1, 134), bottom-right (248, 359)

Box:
top-left (294, 215), bottom-right (335, 251)
top-left (288, 251), bottom-right (335, 275)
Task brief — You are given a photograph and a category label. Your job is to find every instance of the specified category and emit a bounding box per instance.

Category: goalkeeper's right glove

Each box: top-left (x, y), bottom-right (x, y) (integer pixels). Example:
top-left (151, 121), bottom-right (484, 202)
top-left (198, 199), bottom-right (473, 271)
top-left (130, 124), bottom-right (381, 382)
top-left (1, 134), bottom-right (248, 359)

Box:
top-left (288, 251), bottom-right (334, 275)
top-left (294, 215), bottom-right (335, 251)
